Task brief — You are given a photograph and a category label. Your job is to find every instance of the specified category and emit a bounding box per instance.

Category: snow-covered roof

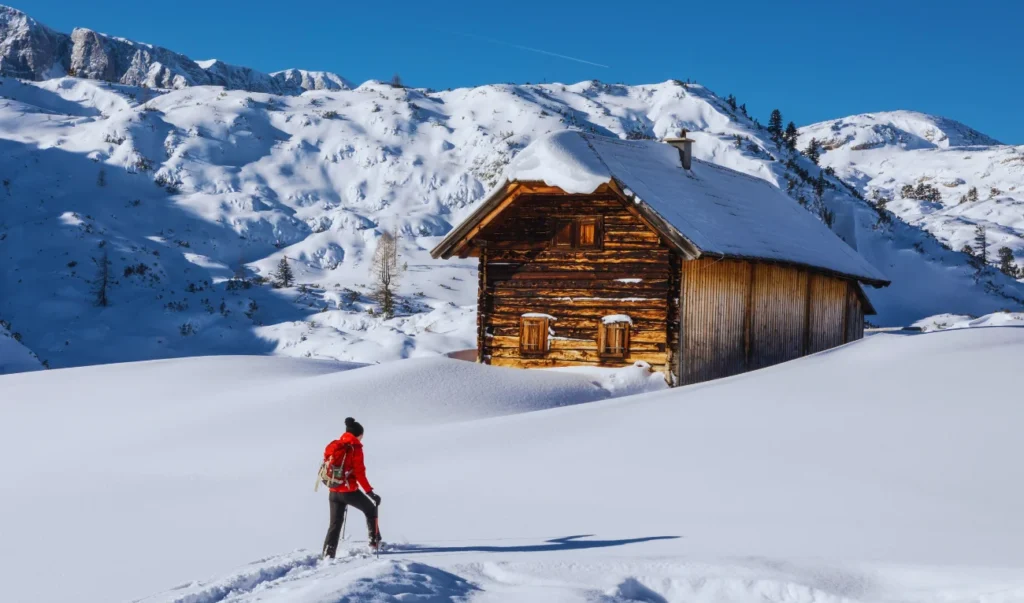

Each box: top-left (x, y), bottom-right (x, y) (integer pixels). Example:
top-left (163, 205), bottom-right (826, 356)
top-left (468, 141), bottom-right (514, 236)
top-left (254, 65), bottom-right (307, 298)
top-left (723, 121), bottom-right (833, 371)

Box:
top-left (434, 131), bottom-right (889, 286)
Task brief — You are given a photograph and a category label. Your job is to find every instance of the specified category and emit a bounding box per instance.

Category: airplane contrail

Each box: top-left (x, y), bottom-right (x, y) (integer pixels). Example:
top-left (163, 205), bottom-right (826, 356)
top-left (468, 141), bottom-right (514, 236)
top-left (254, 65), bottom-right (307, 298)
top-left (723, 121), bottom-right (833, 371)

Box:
top-left (448, 31), bottom-right (610, 69)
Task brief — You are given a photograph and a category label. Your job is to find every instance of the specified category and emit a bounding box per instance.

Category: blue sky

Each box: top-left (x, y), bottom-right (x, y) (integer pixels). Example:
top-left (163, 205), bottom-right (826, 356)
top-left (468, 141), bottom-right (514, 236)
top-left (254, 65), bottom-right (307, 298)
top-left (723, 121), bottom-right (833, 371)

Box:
top-left (17, 0), bottom-right (1024, 143)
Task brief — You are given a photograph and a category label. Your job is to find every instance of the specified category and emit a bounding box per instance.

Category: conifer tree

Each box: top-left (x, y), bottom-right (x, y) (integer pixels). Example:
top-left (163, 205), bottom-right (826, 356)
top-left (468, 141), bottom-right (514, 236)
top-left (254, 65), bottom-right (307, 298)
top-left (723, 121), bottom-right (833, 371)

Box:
top-left (813, 170), bottom-right (828, 201)
top-left (805, 138), bottom-right (821, 165)
top-left (997, 246), bottom-right (1019, 277)
top-left (973, 225), bottom-right (987, 264)
top-left (93, 247), bottom-right (111, 307)
top-left (271, 257), bottom-right (295, 288)
top-left (784, 122), bottom-right (798, 151)
top-left (768, 109), bottom-right (784, 144)
top-left (726, 94), bottom-right (737, 111)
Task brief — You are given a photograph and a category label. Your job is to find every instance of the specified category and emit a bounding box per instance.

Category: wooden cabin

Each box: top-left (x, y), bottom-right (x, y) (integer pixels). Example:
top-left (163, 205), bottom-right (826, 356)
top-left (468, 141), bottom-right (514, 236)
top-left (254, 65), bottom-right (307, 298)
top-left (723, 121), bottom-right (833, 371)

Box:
top-left (432, 131), bottom-right (889, 385)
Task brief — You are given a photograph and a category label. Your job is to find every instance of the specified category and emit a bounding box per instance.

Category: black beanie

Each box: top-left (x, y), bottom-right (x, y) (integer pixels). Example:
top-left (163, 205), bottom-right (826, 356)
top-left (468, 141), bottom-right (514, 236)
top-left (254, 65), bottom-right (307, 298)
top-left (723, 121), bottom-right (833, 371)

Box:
top-left (345, 417), bottom-right (364, 437)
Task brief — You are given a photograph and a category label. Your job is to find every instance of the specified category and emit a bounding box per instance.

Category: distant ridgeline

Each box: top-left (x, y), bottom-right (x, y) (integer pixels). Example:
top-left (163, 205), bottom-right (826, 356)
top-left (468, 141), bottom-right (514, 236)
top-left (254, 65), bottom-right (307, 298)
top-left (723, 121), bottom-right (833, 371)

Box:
top-left (0, 5), bottom-right (350, 93)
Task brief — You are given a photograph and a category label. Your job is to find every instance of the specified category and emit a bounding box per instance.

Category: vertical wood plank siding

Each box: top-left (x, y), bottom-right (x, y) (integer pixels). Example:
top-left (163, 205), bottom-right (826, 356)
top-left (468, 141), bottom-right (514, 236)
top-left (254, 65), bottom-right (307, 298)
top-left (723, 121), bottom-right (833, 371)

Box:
top-left (749, 264), bottom-right (808, 370)
top-left (680, 259), bottom-right (751, 384)
top-left (845, 285), bottom-right (865, 343)
top-left (807, 274), bottom-right (848, 353)
top-left (680, 259), bottom-right (864, 384)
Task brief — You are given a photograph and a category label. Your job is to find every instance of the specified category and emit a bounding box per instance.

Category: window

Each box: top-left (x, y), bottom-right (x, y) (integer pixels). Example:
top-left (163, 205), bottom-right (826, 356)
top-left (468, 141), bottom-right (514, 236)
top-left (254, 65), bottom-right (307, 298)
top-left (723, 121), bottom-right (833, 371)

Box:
top-left (520, 315), bottom-right (551, 356)
top-left (552, 217), bottom-right (602, 250)
top-left (598, 317), bottom-right (631, 359)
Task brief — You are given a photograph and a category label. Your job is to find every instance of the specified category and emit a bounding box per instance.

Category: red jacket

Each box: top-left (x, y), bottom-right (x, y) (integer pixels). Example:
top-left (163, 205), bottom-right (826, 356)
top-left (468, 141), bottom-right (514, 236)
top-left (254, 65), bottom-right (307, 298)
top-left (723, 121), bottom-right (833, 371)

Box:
top-left (323, 432), bottom-right (373, 494)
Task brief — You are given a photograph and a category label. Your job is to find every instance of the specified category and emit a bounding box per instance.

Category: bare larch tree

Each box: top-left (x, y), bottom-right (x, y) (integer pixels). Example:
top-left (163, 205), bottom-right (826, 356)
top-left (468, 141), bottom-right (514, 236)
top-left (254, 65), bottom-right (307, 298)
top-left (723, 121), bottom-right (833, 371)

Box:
top-left (371, 229), bottom-right (402, 318)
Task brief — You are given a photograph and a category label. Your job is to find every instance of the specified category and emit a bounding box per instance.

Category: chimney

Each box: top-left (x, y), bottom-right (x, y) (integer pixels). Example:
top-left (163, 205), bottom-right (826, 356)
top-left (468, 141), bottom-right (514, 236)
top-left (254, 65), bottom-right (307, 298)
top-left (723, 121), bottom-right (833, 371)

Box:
top-left (663, 129), bottom-right (695, 170)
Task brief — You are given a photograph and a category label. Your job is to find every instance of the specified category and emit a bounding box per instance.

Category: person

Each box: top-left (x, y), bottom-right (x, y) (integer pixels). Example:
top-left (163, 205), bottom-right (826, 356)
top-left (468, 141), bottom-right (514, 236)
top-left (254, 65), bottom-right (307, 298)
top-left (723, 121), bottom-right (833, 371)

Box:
top-left (322, 417), bottom-right (382, 557)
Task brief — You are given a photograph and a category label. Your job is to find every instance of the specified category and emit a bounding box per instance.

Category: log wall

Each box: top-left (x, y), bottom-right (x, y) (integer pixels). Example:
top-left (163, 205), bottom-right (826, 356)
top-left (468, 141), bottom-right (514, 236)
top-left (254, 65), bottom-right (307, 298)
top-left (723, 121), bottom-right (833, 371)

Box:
top-left (679, 259), bottom-right (866, 385)
top-left (476, 193), bottom-right (673, 375)
top-left (465, 191), bottom-right (868, 386)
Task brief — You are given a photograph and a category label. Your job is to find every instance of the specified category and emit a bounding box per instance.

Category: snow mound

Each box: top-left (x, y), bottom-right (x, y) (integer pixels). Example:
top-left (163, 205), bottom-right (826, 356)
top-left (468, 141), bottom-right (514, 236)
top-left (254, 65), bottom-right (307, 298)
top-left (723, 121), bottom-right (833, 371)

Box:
top-left (912, 311), bottom-right (1024, 332)
top-left (3, 329), bottom-right (1024, 603)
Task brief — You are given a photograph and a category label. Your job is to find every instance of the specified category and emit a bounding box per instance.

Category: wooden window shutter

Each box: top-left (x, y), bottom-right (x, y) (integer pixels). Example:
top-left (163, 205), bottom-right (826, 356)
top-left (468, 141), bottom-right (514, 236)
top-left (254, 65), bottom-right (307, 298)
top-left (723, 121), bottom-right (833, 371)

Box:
top-left (553, 220), bottom-right (574, 248)
top-left (598, 321), bottom-right (630, 358)
top-left (577, 218), bottom-right (600, 249)
top-left (520, 317), bottom-right (549, 356)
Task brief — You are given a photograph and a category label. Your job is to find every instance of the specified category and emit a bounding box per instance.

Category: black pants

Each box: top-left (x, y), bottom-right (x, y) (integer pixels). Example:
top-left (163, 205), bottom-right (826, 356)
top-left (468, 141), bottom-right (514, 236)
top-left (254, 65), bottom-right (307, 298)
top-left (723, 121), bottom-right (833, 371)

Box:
top-left (322, 490), bottom-right (379, 558)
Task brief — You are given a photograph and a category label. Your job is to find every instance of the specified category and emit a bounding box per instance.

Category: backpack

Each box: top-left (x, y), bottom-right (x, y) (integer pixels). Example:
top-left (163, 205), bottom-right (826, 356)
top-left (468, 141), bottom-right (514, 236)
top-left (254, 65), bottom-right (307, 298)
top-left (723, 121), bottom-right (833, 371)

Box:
top-left (315, 439), bottom-right (355, 492)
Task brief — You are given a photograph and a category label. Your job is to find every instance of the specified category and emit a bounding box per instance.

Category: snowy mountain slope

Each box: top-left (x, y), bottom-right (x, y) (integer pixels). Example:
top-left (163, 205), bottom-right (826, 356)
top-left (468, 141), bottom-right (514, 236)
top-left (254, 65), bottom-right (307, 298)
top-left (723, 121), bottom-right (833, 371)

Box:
top-left (2, 329), bottom-right (1022, 602)
top-left (799, 111), bottom-right (1024, 274)
top-left (2, 4), bottom-right (1023, 371)
top-left (0, 6), bottom-right (350, 93)
top-left (3, 74), bottom-right (1023, 372)
top-left (0, 321), bottom-right (41, 372)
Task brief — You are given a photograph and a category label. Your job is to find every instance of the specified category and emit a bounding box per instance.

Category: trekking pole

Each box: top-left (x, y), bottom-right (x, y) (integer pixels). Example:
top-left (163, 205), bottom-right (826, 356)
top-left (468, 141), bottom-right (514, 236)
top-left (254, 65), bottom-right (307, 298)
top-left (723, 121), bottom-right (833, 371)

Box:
top-left (340, 506), bottom-right (348, 541)
top-left (375, 515), bottom-right (381, 559)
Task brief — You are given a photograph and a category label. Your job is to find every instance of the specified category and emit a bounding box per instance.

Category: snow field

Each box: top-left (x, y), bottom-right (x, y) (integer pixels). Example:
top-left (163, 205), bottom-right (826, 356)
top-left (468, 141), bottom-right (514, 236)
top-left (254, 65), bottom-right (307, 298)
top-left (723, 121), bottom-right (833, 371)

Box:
top-left (3, 328), bottom-right (1023, 602)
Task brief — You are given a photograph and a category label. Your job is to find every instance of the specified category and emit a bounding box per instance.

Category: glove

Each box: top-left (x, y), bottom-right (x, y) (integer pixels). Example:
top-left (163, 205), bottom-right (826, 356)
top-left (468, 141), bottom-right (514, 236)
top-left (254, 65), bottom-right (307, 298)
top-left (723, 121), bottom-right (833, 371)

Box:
top-left (367, 491), bottom-right (381, 506)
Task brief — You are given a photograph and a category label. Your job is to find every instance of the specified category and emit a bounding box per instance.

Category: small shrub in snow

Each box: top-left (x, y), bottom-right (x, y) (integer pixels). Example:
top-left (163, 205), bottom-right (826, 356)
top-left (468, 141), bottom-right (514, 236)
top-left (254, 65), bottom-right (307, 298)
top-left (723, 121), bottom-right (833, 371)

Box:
top-left (342, 288), bottom-right (360, 305)
top-left (225, 277), bottom-right (252, 291)
top-left (133, 156), bottom-right (153, 172)
top-left (123, 263), bottom-right (149, 277)
top-left (900, 183), bottom-right (942, 203)
top-left (96, 169), bottom-right (107, 187)
top-left (391, 74), bottom-right (404, 88)
top-left (959, 187), bottom-right (980, 204)
top-left (179, 322), bottom-right (196, 336)
top-left (165, 301), bottom-right (188, 312)
top-left (625, 128), bottom-right (655, 141)
top-left (154, 172), bottom-right (181, 193)
top-left (322, 110), bottom-right (339, 119)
